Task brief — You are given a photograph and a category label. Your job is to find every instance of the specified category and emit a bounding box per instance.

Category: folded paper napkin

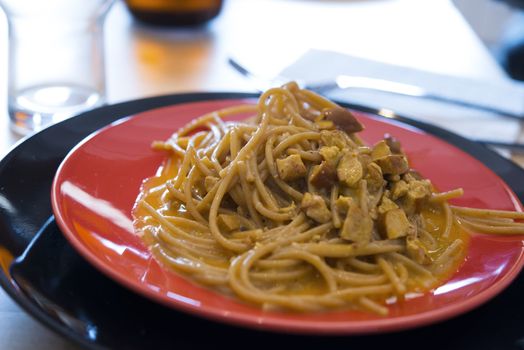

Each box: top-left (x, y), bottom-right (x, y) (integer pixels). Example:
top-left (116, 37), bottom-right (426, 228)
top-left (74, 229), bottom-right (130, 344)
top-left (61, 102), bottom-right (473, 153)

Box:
top-left (280, 49), bottom-right (524, 145)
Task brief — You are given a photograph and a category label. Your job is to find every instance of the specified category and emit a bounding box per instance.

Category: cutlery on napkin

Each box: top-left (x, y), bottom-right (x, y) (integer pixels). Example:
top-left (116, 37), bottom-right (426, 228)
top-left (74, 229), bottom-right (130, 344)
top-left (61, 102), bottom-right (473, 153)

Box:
top-left (277, 49), bottom-right (523, 149)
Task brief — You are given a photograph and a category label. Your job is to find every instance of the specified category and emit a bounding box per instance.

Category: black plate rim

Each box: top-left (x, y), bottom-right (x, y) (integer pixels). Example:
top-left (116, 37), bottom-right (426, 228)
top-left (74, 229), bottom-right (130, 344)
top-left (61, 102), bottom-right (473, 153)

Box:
top-left (1, 91), bottom-right (524, 348)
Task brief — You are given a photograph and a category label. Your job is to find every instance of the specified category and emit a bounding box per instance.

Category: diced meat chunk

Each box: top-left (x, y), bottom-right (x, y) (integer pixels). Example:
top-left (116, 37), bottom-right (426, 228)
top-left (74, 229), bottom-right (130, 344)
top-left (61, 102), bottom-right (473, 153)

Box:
top-left (335, 195), bottom-right (353, 214)
top-left (301, 193), bottom-right (331, 223)
top-left (217, 214), bottom-right (241, 231)
top-left (383, 208), bottom-right (410, 239)
top-left (384, 134), bottom-right (403, 154)
top-left (371, 140), bottom-right (392, 160)
top-left (320, 130), bottom-right (352, 149)
top-left (406, 235), bottom-right (431, 265)
top-left (407, 180), bottom-right (432, 200)
top-left (322, 107), bottom-right (364, 134)
top-left (276, 154), bottom-right (307, 181)
top-left (358, 153), bottom-right (372, 169)
top-left (375, 155), bottom-right (409, 175)
top-left (337, 154), bottom-right (363, 187)
top-left (378, 196), bottom-right (399, 215)
top-left (340, 202), bottom-right (373, 243)
top-left (400, 179), bottom-right (433, 215)
top-left (319, 146), bottom-right (341, 165)
top-left (309, 161), bottom-right (337, 189)
top-left (403, 170), bottom-right (424, 182)
top-left (391, 180), bottom-right (408, 200)
top-left (365, 162), bottom-right (384, 192)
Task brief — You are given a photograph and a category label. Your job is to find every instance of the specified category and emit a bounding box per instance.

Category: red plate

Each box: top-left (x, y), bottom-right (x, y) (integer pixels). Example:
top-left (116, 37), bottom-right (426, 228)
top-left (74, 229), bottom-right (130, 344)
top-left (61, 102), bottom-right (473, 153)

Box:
top-left (51, 99), bottom-right (524, 334)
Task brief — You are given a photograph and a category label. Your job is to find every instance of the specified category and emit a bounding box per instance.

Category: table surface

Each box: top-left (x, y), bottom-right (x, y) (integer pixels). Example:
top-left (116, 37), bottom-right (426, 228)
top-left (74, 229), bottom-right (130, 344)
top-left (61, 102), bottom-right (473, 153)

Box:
top-left (0, 0), bottom-right (523, 349)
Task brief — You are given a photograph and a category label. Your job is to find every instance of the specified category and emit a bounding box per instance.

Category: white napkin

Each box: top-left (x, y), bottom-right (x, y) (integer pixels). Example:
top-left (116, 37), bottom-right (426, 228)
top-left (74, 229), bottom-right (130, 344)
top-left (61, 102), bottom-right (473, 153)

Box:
top-left (280, 49), bottom-right (524, 144)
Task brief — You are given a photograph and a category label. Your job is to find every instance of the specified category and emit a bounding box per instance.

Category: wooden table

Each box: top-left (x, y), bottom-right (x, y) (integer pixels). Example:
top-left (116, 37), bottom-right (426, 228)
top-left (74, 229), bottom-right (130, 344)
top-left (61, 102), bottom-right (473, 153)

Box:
top-left (0, 0), bottom-right (521, 348)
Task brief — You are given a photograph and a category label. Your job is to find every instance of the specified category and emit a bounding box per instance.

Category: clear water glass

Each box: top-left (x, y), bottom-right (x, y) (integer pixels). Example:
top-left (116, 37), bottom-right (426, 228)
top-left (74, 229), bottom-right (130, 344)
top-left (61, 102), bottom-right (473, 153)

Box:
top-left (0, 0), bottom-right (114, 134)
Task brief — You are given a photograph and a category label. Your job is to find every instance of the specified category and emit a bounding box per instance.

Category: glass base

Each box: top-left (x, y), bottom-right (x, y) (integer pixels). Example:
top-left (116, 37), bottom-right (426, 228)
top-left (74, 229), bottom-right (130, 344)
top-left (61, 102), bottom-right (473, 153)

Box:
top-left (9, 84), bottom-right (103, 135)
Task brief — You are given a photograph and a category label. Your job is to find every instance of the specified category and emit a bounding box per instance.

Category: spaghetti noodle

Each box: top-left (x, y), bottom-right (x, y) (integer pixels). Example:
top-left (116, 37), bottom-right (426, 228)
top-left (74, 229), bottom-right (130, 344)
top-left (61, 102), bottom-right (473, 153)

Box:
top-left (133, 82), bottom-right (524, 315)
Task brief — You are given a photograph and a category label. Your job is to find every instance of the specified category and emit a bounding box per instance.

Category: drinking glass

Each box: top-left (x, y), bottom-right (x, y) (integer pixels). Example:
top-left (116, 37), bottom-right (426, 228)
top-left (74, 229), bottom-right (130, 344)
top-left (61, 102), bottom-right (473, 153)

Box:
top-left (0, 0), bottom-right (114, 134)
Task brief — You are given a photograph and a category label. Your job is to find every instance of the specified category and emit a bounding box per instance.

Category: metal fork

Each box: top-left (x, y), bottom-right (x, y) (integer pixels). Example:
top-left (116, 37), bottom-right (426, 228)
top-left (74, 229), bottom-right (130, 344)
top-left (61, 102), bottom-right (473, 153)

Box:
top-left (228, 57), bottom-right (524, 152)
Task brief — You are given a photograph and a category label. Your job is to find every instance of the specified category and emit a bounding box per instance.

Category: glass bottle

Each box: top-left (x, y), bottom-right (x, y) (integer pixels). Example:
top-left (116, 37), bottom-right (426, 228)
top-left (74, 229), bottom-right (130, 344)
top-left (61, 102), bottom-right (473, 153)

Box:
top-left (124, 0), bottom-right (223, 26)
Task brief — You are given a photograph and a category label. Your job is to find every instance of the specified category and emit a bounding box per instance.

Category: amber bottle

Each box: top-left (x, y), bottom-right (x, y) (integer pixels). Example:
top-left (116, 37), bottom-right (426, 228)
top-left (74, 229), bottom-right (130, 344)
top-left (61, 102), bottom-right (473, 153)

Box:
top-left (124, 0), bottom-right (223, 26)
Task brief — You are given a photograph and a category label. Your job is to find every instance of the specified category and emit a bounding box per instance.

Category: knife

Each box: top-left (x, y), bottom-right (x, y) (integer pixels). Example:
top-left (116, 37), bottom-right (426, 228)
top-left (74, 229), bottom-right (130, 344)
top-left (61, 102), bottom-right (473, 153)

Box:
top-left (228, 57), bottom-right (524, 153)
top-left (228, 58), bottom-right (524, 120)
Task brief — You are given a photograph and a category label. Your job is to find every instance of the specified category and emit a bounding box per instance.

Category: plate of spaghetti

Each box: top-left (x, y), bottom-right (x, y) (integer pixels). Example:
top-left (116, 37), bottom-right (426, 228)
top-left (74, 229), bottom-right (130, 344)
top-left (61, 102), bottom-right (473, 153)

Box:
top-left (51, 83), bottom-right (524, 334)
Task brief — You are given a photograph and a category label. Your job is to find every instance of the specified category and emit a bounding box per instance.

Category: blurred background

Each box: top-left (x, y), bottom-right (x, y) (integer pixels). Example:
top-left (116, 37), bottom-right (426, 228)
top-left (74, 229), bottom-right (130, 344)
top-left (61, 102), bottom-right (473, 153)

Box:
top-left (455, 0), bottom-right (524, 81)
top-left (1, 0), bottom-right (524, 123)
top-left (2, 1), bottom-right (524, 349)
top-left (1, 0), bottom-right (524, 180)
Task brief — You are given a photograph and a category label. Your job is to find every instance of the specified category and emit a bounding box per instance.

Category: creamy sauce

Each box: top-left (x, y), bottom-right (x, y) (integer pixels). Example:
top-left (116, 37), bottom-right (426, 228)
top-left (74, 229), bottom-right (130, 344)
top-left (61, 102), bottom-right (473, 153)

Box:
top-left (133, 152), bottom-right (469, 310)
top-left (134, 153), bottom-right (470, 304)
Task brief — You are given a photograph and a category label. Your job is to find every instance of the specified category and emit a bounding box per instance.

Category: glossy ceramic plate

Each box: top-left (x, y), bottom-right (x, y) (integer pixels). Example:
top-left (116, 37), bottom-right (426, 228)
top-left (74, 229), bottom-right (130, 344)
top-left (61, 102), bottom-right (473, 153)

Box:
top-left (2, 93), bottom-right (524, 349)
top-left (50, 98), bottom-right (524, 335)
